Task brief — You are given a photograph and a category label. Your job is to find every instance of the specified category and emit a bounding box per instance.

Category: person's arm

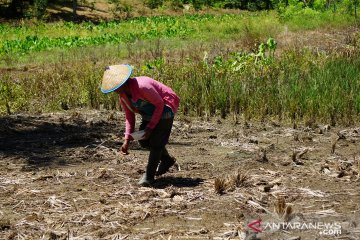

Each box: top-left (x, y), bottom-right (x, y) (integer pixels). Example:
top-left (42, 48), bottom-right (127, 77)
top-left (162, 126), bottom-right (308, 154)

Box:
top-left (119, 95), bottom-right (135, 154)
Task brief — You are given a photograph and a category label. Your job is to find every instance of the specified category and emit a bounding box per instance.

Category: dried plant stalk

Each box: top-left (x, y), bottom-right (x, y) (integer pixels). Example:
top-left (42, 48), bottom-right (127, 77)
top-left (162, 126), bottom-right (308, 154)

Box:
top-left (214, 178), bottom-right (226, 194)
top-left (215, 170), bottom-right (249, 194)
top-left (274, 196), bottom-right (293, 221)
top-left (275, 196), bottom-right (286, 216)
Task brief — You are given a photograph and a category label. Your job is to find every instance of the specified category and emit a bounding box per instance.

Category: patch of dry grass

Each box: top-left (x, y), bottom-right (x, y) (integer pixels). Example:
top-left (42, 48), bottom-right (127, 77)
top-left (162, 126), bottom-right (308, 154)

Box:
top-left (214, 170), bottom-right (249, 194)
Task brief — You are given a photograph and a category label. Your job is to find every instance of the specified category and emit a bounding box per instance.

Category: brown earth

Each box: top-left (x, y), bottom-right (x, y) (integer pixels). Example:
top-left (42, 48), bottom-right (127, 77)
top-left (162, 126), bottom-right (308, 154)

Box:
top-left (45, 0), bottom-right (244, 22)
top-left (0, 110), bottom-right (359, 239)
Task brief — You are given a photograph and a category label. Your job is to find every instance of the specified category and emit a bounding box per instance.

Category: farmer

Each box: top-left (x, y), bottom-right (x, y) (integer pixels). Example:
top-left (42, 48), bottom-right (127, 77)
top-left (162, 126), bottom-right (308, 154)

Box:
top-left (101, 64), bottom-right (180, 187)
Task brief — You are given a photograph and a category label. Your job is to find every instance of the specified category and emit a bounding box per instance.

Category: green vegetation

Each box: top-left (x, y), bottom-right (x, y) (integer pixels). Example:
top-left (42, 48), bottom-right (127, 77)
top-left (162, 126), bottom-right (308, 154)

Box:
top-left (0, 7), bottom-right (359, 124)
top-left (0, 11), bottom-right (354, 58)
top-left (1, 0), bottom-right (358, 19)
top-left (0, 14), bottom-right (210, 56)
top-left (1, 33), bottom-right (359, 124)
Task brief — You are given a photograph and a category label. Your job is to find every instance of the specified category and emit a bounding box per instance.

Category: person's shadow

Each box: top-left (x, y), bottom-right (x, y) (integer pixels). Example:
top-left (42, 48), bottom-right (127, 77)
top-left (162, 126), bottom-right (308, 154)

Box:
top-left (153, 176), bottom-right (204, 189)
top-left (0, 114), bottom-right (121, 169)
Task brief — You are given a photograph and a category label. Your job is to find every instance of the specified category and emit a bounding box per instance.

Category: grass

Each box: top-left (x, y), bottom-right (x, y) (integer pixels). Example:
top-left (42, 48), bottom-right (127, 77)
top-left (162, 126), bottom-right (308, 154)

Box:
top-left (0, 11), bottom-right (359, 125)
top-left (0, 10), bottom-right (356, 60)
top-left (281, 7), bottom-right (356, 31)
top-left (1, 44), bottom-right (359, 124)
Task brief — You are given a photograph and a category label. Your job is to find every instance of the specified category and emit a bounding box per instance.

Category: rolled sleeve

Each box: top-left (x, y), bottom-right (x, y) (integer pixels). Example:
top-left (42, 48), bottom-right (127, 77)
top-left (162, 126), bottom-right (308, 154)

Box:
top-left (119, 95), bottom-right (135, 140)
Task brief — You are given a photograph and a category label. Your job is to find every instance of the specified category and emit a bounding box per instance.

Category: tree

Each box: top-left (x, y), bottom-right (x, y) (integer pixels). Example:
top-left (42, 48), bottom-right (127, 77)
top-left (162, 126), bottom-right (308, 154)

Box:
top-left (7, 0), bottom-right (25, 17)
top-left (72, 0), bottom-right (77, 19)
top-left (35, 0), bottom-right (48, 18)
top-left (1, 0), bottom-right (80, 19)
top-left (355, 0), bottom-right (358, 19)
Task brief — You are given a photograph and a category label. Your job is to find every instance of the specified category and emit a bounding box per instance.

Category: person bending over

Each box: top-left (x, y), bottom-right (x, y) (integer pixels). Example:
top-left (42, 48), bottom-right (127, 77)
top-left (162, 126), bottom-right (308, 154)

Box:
top-left (101, 64), bottom-right (180, 187)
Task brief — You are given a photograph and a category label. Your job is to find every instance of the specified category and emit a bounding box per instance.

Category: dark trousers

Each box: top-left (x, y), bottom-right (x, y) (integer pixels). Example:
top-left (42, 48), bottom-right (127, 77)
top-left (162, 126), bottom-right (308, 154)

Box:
top-left (138, 117), bottom-right (174, 177)
top-left (138, 117), bottom-right (174, 148)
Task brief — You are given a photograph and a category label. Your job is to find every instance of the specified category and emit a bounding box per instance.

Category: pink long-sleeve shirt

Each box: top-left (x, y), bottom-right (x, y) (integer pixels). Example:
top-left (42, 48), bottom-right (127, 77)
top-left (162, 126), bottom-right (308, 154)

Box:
top-left (119, 77), bottom-right (180, 140)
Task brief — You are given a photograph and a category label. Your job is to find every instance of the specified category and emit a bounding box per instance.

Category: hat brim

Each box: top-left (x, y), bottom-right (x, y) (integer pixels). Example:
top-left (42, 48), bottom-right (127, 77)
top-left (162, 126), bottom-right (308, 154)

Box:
top-left (101, 64), bottom-right (132, 93)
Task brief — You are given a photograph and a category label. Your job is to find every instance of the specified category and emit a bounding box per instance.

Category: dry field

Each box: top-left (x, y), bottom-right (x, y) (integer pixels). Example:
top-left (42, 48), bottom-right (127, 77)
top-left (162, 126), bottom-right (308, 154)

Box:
top-left (0, 110), bottom-right (359, 239)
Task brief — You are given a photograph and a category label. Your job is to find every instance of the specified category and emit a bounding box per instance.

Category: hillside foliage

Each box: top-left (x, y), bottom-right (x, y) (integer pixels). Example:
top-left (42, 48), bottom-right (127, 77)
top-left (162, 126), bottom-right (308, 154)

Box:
top-left (0, 0), bottom-right (358, 19)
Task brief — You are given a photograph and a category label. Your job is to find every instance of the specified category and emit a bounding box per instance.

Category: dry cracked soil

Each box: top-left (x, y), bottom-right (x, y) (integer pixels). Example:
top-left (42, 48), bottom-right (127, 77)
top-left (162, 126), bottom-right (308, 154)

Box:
top-left (0, 110), bottom-right (360, 240)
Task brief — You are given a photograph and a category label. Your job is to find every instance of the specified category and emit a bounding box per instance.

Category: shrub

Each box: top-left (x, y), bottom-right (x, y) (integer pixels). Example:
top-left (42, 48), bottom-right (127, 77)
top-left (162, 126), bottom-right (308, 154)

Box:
top-left (34, 0), bottom-right (48, 19)
top-left (144, 0), bottom-right (164, 9)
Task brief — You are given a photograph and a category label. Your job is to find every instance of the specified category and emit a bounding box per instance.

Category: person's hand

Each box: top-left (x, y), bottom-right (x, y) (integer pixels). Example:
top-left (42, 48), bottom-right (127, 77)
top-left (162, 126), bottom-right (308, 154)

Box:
top-left (120, 138), bottom-right (131, 155)
top-left (141, 127), bottom-right (153, 140)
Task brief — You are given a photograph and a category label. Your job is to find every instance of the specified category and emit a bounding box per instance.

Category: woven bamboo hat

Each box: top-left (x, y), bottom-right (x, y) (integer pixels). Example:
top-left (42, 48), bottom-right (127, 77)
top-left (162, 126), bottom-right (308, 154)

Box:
top-left (101, 64), bottom-right (132, 93)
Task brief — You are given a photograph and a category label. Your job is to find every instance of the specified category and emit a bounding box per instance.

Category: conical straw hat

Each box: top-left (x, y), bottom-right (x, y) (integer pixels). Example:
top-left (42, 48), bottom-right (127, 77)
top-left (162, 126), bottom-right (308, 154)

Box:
top-left (101, 64), bottom-right (132, 93)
